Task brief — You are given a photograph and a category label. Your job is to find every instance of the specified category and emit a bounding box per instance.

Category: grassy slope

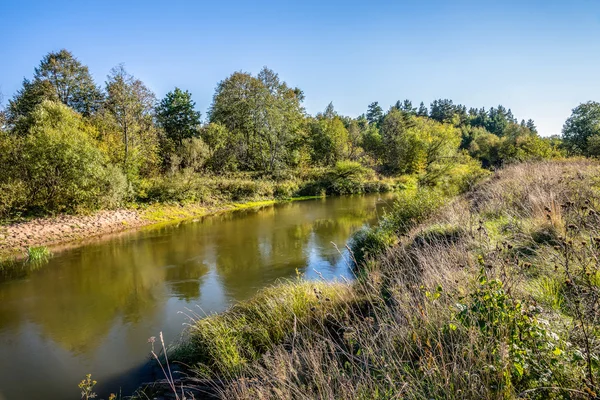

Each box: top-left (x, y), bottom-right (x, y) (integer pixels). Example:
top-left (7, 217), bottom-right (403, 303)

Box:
top-left (141, 160), bottom-right (600, 400)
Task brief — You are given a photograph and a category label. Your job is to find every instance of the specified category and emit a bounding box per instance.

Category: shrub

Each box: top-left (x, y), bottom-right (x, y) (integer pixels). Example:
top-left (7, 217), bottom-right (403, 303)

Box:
top-left (351, 188), bottom-right (446, 263)
top-left (1, 101), bottom-right (126, 215)
top-left (273, 181), bottom-right (299, 198)
top-left (143, 171), bottom-right (208, 204)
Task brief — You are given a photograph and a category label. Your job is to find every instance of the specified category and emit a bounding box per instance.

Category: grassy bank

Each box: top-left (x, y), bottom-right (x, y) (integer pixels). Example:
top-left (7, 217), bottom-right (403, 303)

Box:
top-left (141, 160), bottom-right (600, 400)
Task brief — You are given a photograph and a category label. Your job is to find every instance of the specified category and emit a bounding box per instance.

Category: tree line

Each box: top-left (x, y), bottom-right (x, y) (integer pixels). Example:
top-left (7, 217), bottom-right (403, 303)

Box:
top-left (0, 49), bottom-right (589, 217)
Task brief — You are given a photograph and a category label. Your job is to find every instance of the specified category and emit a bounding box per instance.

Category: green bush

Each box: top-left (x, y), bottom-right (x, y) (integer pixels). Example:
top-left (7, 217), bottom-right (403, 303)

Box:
top-left (351, 188), bottom-right (446, 263)
top-left (143, 171), bottom-right (208, 203)
top-left (273, 181), bottom-right (299, 198)
top-left (1, 101), bottom-right (127, 215)
top-left (217, 179), bottom-right (274, 201)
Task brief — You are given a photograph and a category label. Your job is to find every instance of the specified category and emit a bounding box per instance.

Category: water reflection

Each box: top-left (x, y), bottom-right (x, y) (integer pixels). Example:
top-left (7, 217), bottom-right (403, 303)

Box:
top-left (0, 194), bottom-right (392, 400)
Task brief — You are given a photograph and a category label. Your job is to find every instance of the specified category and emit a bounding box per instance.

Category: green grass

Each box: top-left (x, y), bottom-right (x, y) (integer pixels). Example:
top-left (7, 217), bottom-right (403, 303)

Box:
top-left (173, 280), bottom-right (353, 376)
top-left (26, 246), bottom-right (52, 264)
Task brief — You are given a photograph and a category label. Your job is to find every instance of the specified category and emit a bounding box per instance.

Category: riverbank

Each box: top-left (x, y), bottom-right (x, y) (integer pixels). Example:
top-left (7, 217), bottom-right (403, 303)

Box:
top-left (0, 161), bottom-right (406, 263)
top-left (138, 160), bottom-right (600, 400)
top-left (0, 196), bottom-right (323, 262)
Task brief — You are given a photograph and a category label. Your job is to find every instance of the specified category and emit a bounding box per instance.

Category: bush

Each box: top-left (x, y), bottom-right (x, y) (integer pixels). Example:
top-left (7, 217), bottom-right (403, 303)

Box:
top-left (0, 181), bottom-right (27, 219)
top-left (143, 171), bottom-right (208, 203)
top-left (217, 179), bottom-right (274, 201)
top-left (1, 101), bottom-right (127, 215)
top-left (351, 188), bottom-right (446, 263)
top-left (273, 181), bottom-right (299, 198)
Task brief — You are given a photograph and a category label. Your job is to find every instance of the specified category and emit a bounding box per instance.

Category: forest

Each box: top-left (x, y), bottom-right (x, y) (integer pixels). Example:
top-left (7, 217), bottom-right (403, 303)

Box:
top-left (0, 49), bottom-right (594, 221)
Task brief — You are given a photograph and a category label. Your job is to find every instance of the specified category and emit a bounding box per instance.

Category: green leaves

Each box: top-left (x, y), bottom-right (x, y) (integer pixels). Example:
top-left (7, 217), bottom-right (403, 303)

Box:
top-left (1, 101), bottom-right (127, 214)
top-left (208, 67), bottom-right (306, 172)
top-left (562, 101), bottom-right (600, 155)
top-left (156, 87), bottom-right (201, 147)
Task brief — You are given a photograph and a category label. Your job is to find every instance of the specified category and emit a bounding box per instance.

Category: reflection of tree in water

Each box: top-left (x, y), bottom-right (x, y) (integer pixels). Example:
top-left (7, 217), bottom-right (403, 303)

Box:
top-left (164, 258), bottom-right (210, 301)
top-left (0, 193), bottom-right (395, 357)
top-left (212, 207), bottom-right (315, 300)
top-left (0, 235), bottom-right (177, 354)
top-left (212, 195), bottom-right (392, 300)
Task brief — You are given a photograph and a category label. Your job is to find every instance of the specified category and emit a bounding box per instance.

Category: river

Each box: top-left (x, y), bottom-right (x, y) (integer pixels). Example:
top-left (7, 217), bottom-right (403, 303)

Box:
top-left (0, 194), bottom-right (393, 399)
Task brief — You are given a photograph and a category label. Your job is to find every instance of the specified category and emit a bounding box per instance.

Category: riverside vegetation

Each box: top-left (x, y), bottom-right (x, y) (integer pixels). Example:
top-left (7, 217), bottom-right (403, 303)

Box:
top-left (0, 49), bottom-right (568, 228)
top-left (2, 50), bottom-right (600, 399)
top-left (135, 160), bottom-right (600, 400)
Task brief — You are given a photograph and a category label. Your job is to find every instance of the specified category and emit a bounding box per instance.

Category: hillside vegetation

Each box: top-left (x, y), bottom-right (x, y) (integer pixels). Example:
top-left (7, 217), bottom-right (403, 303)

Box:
top-left (147, 160), bottom-right (600, 400)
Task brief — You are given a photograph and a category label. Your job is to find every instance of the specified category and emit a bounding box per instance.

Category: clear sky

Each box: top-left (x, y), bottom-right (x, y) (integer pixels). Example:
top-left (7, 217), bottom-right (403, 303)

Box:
top-left (1, 0), bottom-right (599, 136)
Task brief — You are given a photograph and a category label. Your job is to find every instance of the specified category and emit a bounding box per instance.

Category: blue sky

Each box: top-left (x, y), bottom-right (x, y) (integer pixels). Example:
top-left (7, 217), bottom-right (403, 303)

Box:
top-left (1, 0), bottom-right (599, 136)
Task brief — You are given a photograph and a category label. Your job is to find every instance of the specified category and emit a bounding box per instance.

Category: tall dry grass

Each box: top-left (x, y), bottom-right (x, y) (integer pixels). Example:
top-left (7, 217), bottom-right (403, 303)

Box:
top-left (144, 160), bottom-right (600, 400)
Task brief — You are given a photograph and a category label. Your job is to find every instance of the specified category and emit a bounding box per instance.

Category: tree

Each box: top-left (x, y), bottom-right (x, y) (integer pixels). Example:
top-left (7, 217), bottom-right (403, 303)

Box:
top-left (361, 124), bottom-right (384, 163)
top-left (469, 132), bottom-right (501, 167)
top-left (209, 67), bottom-right (305, 172)
top-left (366, 102), bottom-right (383, 126)
top-left (104, 64), bottom-right (158, 178)
top-left (525, 119), bottom-right (537, 133)
top-left (323, 102), bottom-right (336, 119)
top-left (381, 110), bottom-right (460, 176)
top-left (156, 88), bottom-right (201, 146)
top-left (309, 107), bottom-right (349, 166)
top-left (0, 89), bottom-right (6, 131)
top-left (498, 127), bottom-right (561, 162)
top-left (400, 99), bottom-right (416, 114)
top-left (587, 135), bottom-right (600, 158)
top-left (1, 100), bottom-right (126, 213)
top-left (417, 102), bottom-right (428, 117)
top-left (33, 49), bottom-right (103, 115)
top-left (380, 108), bottom-right (420, 173)
top-left (201, 122), bottom-right (238, 172)
top-left (486, 105), bottom-right (512, 136)
top-left (345, 119), bottom-right (363, 160)
top-left (562, 101), bottom-right (600, 155)
top-left (6, 79), bottom-right (58, 133)
top-left (429, 99), bottom-right (456, 123)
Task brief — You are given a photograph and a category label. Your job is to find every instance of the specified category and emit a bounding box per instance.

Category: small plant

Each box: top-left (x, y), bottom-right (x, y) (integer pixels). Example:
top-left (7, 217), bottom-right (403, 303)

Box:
top-left (26, 246), bottom-right (51, 264)
top-left (78, 374), bottom-right (97, 400)
top-left (455, 270), bottom-right (569, 394)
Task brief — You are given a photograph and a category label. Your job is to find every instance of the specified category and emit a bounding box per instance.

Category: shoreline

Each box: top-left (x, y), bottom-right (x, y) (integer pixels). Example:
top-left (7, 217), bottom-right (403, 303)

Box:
top-left (0, 196), bottom-right (323, 263)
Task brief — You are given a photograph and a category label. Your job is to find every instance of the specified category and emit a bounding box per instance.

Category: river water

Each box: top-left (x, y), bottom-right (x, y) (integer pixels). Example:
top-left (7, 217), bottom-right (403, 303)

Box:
top-left (0, 194), bottom-right (393, 399)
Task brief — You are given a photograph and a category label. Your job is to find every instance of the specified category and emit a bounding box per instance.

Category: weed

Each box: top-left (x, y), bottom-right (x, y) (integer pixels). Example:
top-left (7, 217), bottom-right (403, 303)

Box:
top-left (26, 246), bottom-right (51, 264)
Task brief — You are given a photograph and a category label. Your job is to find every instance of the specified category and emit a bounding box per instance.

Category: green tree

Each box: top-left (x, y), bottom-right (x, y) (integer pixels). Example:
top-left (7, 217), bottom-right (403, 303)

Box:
top-left (309, 105), bottom-right (350, 166)
top-left (562, 101), bottom-right (600, 155)
top-left (1, 101), bottom-right (126, 214)
top-left (366, 102), bottom-right (383, 126)
top-left (201, 122), bottom-right (239, 172)
top-left (156, 87), bottom-right (201, 146)
top-left (6, 79), bottom-right (58, 134)
top-left (587, 135), bottom-right (600, 158)
top-left (345, 118), bottom-right (363, 160)
top-left (399, 99), bottom-right (416, 114)
top-left (498, 124), bottom-right (561, 162)
top-left (104, 64), bottom-right (158, 178)
top-left (33, 49), bottom-right (103, 116)
top-left (429, 99), bottom-right (456, 123)
top-left (381, 110), bottom-right (460, 176)
top-left (380, 108), bottom-right (420, 173)
top-left (485, 105), bottom-right (514, 136)
top-left (361, 124), bottom-right (384, 163)
top-left (469, 131), bottom-right (501, 167)
top-left (209, 67), bottom-right (305, 171)
top-left (417, 101), bottom-right (428, 117)
top-left (525, 119), bottom-right (537, 133)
